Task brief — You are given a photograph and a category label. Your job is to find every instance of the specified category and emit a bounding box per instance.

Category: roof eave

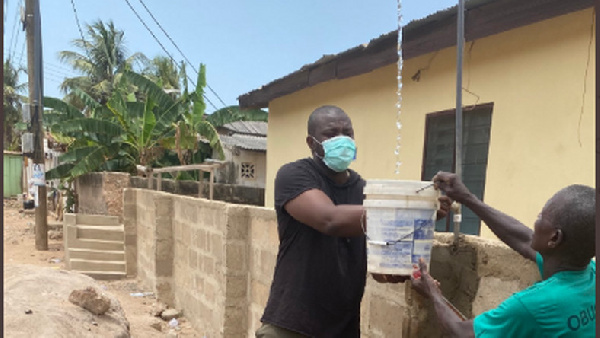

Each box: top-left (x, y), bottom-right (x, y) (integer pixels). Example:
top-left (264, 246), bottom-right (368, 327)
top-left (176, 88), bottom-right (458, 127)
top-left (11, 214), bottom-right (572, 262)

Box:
top-left (238, 0), bottom-right (593, 109)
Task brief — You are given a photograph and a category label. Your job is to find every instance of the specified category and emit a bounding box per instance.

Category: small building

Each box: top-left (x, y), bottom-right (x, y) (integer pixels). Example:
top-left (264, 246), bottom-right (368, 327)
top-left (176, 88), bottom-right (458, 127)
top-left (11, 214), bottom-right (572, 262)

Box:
top-left (214, 121), bottom-right (268, 189)
top-left (3, 151), bottom-right (23, 198)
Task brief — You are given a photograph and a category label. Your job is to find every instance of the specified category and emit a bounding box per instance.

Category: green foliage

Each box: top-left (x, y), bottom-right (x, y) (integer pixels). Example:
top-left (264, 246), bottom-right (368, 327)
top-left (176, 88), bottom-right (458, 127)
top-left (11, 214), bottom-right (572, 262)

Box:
top-left (3, 58), bottom-right (27, 150)
top-left (206, 105), bottom-right (268, 128)
top-left (58, 20), bottom-right (146, 107)
top-left (44, 63), bottom-right (224, 181)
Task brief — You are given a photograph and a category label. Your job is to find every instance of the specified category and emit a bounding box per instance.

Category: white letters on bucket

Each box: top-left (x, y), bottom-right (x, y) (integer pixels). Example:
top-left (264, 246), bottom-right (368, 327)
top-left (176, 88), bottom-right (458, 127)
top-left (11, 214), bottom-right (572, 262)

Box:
top-left (363, 180), bottom-right (440, 275)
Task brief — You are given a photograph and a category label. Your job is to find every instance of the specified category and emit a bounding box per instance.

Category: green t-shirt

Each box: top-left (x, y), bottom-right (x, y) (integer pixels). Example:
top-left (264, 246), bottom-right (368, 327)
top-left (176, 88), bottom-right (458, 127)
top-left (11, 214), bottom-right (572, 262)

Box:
top-left (473, 253), bottom-right (596, 337)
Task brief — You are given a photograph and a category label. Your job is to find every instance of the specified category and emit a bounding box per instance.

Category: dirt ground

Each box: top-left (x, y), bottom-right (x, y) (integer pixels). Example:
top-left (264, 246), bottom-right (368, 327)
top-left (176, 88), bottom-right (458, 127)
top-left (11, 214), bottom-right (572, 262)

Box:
top-left (3, 198), bottom-right (202, 337)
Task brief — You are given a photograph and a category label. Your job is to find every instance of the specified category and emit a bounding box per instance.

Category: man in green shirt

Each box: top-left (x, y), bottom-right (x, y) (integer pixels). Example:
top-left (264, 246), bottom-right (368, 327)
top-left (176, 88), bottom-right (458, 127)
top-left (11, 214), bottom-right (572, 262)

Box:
top-left (411, 172), bottom-right (596, 337)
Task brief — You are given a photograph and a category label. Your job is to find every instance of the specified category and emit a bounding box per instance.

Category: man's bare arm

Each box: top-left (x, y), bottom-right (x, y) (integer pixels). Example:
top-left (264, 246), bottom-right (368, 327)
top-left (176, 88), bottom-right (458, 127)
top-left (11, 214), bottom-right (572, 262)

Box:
top-left (434, 172), bottom-right (536, 262)
top-left (285, 189), bottom-right (365, 237)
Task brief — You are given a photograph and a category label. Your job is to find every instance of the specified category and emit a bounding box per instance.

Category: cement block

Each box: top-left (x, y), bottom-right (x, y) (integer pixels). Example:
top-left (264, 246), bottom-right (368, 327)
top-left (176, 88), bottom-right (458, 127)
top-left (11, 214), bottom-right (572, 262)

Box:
top-left (250, 280), bottom-right (270, 306)
top-left (68, 248), bottom-right (125, 261)
top-left (69, 238), bottom-right (124, 251)
top-left (211, 233), bottom-right (224, 260)
top-left (225, 242), bottom-right (247, 273)
top-left (203, 281), bottom-right (216, 304)
top-left (225, 275), bottom-right (248, 300)
top-left (76, 214), bottom-right (120, 226)
top-left (368, 294), bottom-right (406, 337)
top-left (260, 250), bottom-right (276, 276)
top-left (155, 216), bottom-right (173, 241)
top-left (225, 206), bottom-right (250, 240)
top-left (77, 225), bottom-right (124, 242)
top-left (189, 248), bottom-right (198, 269)
top-left (156, 280), bottom-right (174, 307)
top-left (196, 229), bottom-right (207, 251)
top-left (154, 196), bottom-right (173, 218)
top-left (70, 259), bottom-right (126, 272)
top-left (223, 306), bottom-right (247, 337)
top-left (181, 224), bottom-right (191, 246)
top-left (155, 257), bottom-right (173, 277)
top-left (204, 256), bottom-right (215, 275)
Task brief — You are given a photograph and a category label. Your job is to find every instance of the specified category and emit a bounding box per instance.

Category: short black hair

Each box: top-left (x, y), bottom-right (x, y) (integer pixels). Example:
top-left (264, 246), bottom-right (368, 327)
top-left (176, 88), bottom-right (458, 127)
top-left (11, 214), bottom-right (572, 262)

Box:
top-left (307, 105), bottom-right (348, 136)
top-left (552, 184), bottom-right (596, 261)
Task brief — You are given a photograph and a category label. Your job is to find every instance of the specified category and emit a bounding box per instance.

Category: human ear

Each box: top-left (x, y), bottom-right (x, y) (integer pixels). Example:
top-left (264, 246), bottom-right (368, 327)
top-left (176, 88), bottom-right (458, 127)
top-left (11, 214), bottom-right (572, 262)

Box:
top-left (548, 229), bottom-right (564, 248)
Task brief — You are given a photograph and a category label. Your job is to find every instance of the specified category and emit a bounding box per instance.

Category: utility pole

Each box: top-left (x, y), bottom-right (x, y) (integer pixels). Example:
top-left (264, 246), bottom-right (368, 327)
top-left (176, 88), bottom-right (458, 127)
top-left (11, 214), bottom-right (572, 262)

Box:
top-left (25, 0), bottom-right (47, 250)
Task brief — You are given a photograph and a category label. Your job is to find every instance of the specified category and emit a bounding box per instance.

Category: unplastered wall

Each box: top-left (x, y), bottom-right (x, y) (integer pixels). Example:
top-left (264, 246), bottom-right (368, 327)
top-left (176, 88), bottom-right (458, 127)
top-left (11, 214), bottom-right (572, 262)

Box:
top-left (76, 172), bottom-right (130, 220)
top-left (126, 189), bottom-right (540, 337)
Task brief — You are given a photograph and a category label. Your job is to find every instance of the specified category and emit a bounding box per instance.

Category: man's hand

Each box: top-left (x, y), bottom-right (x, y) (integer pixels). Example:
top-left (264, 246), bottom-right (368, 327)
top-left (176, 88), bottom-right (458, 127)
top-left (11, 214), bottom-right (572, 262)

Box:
top-left (410, 258), bottom-right (441, 299)
top-left (433, 172), bottom-right (473, 204)
top-left (372, 273), bottom-right (411, 284)
top-left (436, 196), bottom-right (453, 221)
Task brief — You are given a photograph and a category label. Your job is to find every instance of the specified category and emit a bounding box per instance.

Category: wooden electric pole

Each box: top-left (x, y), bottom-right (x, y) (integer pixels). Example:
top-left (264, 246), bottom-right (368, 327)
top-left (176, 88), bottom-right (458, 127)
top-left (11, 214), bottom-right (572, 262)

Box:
top-left (25, 0), bottom-right (47, 250)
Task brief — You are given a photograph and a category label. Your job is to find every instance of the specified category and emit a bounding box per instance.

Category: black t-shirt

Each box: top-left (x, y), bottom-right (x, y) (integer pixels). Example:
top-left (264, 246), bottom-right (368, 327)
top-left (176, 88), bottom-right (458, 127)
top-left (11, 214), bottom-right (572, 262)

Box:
top-left (261, 158), bottom-right (367, 338)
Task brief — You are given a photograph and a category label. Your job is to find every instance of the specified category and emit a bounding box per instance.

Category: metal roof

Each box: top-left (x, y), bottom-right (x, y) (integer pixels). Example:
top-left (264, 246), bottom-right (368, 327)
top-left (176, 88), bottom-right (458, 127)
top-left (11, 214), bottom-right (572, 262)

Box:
top-left (220, 134), bottom-right (267, 152)
top-left (221, 121), bottom-right (268, 136)
top-left (238, 0), bottom-right (593, 108)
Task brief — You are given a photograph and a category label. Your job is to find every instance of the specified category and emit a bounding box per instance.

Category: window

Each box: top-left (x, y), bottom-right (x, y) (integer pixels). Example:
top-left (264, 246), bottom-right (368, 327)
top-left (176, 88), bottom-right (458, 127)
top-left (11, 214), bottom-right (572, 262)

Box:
top-left (240, 162), bottom-right (255, 179)
top-left (422, 103), bottom-right (493, 235)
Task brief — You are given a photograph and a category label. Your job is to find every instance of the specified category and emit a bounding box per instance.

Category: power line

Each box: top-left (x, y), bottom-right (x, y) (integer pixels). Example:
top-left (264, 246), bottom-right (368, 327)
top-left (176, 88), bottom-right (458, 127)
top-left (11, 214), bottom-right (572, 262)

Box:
top-left (7, 0), bottom-right (21, 60)
top-left (5, 48), bottom-right (79, 79)
top-left (69, 0), bottom-right (90, 59)
top-left (122, 0), bottom-right (220, 111)
top-left (136, 0), bottom-right (229, 108)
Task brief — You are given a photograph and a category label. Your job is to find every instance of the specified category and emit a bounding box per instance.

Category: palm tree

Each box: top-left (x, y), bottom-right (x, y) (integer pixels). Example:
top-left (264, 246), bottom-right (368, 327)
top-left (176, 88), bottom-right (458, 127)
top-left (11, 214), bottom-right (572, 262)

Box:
top-left (3, 58), bottom-right (27, 150)
top-left (141, 56), bottom-right (182, 95)
top-left (58, 20), bottom-right (145, 107)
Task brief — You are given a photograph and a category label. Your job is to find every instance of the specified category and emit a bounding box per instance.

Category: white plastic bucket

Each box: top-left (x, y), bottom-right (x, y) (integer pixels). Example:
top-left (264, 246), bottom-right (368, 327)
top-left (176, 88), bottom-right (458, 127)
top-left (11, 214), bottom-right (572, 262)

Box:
top-left (363, 180), bottom-right (440, 275)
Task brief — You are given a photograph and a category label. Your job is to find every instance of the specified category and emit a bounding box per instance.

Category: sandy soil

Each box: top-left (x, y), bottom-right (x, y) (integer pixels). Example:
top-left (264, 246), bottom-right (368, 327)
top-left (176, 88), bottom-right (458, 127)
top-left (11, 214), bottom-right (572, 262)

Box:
top-left (3, 198), bottom-right (201, 337)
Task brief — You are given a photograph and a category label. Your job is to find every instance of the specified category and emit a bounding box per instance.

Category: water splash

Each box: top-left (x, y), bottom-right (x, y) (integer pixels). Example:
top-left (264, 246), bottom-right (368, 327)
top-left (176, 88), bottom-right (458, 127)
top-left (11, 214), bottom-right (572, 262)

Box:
top-left (395, 0), bottom-right (403, 174)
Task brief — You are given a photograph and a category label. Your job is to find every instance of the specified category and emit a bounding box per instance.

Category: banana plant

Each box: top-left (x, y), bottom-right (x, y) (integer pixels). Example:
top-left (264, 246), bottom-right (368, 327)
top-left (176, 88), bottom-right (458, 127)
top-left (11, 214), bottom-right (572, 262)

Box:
top-left (44, 64), bottom-right (224, 180)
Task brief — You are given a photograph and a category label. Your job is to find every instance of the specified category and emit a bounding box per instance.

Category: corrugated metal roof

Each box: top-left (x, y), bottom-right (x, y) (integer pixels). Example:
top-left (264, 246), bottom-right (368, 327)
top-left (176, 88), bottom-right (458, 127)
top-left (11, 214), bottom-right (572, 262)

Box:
top-left (220, 134), bottom-right (267, 152)
top-left (222, 121), bottom-right (268, 136)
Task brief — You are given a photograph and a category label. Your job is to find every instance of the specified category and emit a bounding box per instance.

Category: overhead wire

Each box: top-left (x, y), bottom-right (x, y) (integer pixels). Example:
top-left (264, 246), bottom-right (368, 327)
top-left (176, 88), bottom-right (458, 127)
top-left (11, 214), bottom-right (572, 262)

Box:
top-left (135, 0), bottom-right (229, 108)
top-left (123, 0), bottom-right (227, 112)
top-left (6, 0), bottom-right (22, 61)
top-left (69, 0), bottom-right (90, 60)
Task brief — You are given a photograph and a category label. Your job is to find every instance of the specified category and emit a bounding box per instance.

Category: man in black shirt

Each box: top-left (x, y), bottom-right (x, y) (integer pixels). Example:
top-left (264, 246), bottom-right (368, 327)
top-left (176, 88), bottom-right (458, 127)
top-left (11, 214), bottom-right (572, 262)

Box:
top-left (257, 105), bottom-right (450, 337)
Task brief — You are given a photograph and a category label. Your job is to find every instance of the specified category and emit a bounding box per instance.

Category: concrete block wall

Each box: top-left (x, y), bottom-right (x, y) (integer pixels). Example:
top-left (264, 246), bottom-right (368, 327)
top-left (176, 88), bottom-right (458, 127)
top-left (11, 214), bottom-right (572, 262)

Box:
top-left (126, 188), bottom-right (541, 337)
top-left (77, 172), bottom-right (130, 220)
top-left (171, 195), bottom-right (230, 337)
top-left (246, 207), bottom-right (279, 336)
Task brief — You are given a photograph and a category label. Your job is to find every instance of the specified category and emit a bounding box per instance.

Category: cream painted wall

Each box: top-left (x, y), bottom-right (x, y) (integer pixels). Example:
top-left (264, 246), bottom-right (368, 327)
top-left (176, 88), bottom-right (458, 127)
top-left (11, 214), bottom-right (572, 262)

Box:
top-left (217, 146), bottom-right (267, 188)
top-left (265, 9), bottom-right (595, 239)
top-left (236, 149), bottom-right (267, 188)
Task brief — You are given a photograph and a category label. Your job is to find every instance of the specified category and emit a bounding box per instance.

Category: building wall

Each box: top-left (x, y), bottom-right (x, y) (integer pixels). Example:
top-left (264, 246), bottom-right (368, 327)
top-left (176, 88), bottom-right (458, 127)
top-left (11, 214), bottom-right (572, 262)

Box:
top-left (127, 189), bottom-right (541, 337)
top-left (215, 146), bottom-right (267, 189)
top-left (264, 8), bottom-right (595, 239)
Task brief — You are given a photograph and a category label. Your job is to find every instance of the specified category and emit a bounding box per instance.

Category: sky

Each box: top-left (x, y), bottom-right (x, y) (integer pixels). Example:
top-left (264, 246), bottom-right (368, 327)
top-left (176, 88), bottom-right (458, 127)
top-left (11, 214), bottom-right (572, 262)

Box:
top-left (3, 0), bottom-right (459, 113)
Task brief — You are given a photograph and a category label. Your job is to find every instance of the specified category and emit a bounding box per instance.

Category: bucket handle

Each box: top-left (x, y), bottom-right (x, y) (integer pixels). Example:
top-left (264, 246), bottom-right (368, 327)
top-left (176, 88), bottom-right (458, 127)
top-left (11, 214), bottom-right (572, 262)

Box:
top-left (365, 212), bottom-right (433, 246)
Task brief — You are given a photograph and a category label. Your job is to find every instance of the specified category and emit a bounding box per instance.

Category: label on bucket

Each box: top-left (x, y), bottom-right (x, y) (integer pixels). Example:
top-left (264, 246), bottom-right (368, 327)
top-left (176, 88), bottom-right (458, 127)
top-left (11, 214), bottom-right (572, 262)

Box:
top-left (366, 207), bottom-right (435, 275)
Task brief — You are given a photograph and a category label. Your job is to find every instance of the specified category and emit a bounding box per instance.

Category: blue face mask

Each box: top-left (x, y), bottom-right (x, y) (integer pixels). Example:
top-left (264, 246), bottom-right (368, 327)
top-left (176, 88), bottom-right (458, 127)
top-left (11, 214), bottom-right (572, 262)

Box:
top-left (312, 135), bottom-right (357, 172)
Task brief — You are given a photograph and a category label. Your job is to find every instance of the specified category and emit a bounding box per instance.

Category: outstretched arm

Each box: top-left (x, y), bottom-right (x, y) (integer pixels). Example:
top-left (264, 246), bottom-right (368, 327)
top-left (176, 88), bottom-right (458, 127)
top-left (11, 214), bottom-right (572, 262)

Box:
top-left (433, 172), bottom-right (536, 262)
top-left (411, 259), bottom-right (475, 338)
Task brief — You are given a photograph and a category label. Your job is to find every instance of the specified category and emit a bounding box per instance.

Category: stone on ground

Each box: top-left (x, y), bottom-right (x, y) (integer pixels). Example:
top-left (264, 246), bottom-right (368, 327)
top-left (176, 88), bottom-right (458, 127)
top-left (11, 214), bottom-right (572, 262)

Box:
top-left (161, 308), bottom-right (181, 321)
top-left (69, 287), bottom-right (111, 315)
